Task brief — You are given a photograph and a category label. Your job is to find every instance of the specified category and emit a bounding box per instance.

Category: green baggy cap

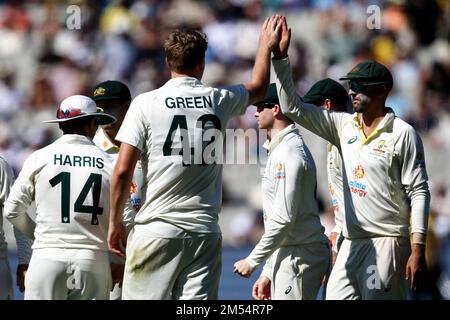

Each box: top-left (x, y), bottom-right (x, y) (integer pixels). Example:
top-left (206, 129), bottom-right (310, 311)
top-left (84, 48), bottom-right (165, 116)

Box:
top-left (92, 80), bottom-right (131, 102)
top-left (339, 60), bottom-right (393, 86)
top-left (303, 78), bottom-right (349, 106)
top-left (253, 83), bottom-right (279, 106)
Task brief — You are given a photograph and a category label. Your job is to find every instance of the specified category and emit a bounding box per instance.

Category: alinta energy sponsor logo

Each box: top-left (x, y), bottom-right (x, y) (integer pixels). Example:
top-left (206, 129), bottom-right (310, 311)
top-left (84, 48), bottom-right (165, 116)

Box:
top-left (349, 164), bottom-right (367, 197)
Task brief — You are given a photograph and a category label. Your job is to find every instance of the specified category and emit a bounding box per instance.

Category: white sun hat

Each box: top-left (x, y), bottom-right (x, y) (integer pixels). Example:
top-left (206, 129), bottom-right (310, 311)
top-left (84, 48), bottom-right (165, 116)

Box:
top-left (43, 95), bottom-right (117, 125)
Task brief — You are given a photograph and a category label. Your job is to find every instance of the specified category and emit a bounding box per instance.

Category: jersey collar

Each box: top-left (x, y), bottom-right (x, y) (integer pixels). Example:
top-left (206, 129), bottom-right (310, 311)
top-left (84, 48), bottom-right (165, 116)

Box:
top-left (57, 134), bottom-right (96, 146)
top-left (353, 107), bottom-right (395, 144)
top-left (264, 124), bottom-right (298, 155)
top-left (93, 128), bottom-right (120, 154)
top-left (166, 77), bottom-right (203, 87)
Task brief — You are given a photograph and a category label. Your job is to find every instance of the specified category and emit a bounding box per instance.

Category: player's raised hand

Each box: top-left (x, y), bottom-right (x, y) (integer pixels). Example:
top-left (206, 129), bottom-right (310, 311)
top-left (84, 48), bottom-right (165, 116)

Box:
top-left (233, 259), bottom-right (256, 278)
top-left (108, 222), bottom-right (127, 257)
top-left (252, 276), bottom-right (271, 300)
top-left (272, 15), bottom-right (291, 59)
top-left (259, 14), bottom-right (282, 52)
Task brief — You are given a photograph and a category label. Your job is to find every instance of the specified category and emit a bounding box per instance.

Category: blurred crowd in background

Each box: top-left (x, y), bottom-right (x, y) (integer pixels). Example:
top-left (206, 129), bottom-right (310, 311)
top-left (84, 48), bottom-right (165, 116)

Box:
top-left (0, 0), bottom-right (449, 299)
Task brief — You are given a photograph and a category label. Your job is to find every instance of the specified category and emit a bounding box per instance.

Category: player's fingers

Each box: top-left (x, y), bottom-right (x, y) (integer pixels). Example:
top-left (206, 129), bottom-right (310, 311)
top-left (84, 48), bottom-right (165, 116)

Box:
top-left (274, 20), bottom-right (282, 35)
top-left (252, 283), bottom-right (260, 300)
top-left (262, 17), bottom-right (269, 31)
top-left (271, 16), bottom-right (281, 32)
top-left (268, 15), bottom-right (277, 31)
top-left (110, 243), bottom-right (125, 257)
top-left (410, 268), bottom-right (416, 290)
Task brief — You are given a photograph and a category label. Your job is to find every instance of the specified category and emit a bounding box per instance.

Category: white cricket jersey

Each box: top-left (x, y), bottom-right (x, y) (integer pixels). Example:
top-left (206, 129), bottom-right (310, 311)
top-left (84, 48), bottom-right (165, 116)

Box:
top-left (5, 134), bottom-right (114, 251)
top-left (116, 77), bottom-right (249, 234)
top-left (93, 128), bottom-right (144, 230)
top-left (273, 58), bottom-right (430, 239)
top-left (246, 125), bottom-right (328, 267)
top-left (0, 156), bottom-right (14, 258)
top-left (327, 144), bottom-right (345, 234)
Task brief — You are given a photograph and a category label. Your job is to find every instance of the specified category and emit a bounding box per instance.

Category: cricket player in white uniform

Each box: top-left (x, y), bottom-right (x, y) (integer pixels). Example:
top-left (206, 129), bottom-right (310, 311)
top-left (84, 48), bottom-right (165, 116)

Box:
top-left (92, 80), bottom-right (144, 300)
top-left (302, 78), bottom-right (349, 264)
top-left (0, 156), bottom-right (32, 299)
top-left (5, 95), bottom-right (117, 300)
top-left (108, 16), bottom-right (284, 300)
top-left (233, 84), bottom-right (330, 300)
top-left (271, 19), bottom-right (430, 299)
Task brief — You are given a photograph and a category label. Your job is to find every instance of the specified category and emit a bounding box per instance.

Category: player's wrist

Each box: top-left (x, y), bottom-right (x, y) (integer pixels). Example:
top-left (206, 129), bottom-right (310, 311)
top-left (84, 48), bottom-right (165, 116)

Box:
top-left (411, 232), bottom-right (426, 245)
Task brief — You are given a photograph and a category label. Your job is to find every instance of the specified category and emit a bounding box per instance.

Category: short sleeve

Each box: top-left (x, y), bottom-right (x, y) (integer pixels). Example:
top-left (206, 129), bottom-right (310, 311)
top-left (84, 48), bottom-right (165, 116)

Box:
top-left (220, 84), bottom-right (249, 118)
top-left (116, 94), bottom-right (148, 151)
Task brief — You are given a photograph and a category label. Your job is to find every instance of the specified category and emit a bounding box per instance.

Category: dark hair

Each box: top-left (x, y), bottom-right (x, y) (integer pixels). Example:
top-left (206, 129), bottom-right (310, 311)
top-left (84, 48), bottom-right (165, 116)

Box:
top-left (58, 116), bottom-right (98, 134)
top-left (164, 29), bottom-right (208, 72)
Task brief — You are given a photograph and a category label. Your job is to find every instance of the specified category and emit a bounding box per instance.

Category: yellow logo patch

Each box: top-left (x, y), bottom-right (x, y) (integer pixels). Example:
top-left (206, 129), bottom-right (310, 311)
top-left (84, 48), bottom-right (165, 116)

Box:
top-left (93, 87), bottom-right (106, 97)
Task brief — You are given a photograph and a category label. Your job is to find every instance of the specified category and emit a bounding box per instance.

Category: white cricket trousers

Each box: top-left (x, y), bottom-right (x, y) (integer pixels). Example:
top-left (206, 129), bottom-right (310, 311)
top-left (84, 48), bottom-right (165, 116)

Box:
top-left (326, 236), bottom-right (411, 300)
top-left (25, 248), bottom-right (111, 300)
top-left (270, 243), bottom-right (330, 300)
top-left (0, 257), bottom-right (13, 299)
top-left (122, 227), bottom-right (222, 300)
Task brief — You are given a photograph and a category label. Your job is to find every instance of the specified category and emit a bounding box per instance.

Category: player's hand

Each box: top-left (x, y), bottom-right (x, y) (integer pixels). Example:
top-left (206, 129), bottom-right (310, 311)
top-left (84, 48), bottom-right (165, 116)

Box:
top-left (108, 223), bottom-right (127, 257)
top-left (16, 264), bottom-right (28, 293)
top-left (252, 276), bottom-right (271, 300)
top-left (272, 16), bottom-right (291, 59)
top-left (259, 15), bottom-right (283, 52)
top-left (329, 231), bottom-right (339, 266)
top-left (406, 244), bottom-right (427, 292)
top-left (233, 259), bottom-right (256, 278)
top-left (110, 263), bottom-right (125, 290)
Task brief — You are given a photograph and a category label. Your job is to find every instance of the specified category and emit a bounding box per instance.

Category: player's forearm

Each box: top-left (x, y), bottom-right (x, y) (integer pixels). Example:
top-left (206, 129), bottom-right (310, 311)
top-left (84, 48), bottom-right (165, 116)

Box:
top-left (272, 57), bottom-right (302, 121)
top-left (110, 143), bottom-right (140, 227)
top-left (245, 40), bottom-right (271, 106)
top-left (246, 222), bottom-right (290, 267)
top-left (6, 211), bottom-right (35, 240)
top-left (14, 226), bottom-right (33, 264)
top-left (273, 58), bottom-right (341, 145)
top-left (110, 173), bottom-right (132, 227)
top-left (410, 181), bottom-right (430, 236)
top-left (260, 255), bottom-right (273, 280)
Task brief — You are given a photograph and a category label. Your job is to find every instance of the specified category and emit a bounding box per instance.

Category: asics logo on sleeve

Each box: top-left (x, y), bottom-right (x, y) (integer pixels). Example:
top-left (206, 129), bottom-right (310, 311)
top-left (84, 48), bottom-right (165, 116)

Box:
top-left (347, 136), bottom-right (357, 144)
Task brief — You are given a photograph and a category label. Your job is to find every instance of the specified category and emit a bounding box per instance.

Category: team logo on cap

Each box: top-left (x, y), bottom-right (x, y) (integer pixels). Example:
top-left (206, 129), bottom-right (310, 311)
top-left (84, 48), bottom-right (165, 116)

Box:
top-left (353, 165), bottom-right (365, 179)
top-left (93, 87), bottom-right (106, 97)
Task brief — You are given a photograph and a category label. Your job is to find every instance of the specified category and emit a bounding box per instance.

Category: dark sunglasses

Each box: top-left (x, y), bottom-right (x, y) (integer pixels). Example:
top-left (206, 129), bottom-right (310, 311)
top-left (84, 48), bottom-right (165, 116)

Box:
top-left (349, 81), bottom-right (369, 93)
top-left (256, 102), bottom-right (277, 109)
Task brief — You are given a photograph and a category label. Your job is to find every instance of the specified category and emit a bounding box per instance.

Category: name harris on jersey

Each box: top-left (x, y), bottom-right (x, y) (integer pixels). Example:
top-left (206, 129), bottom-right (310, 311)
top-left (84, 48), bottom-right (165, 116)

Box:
top-left (54, 154), bottom-right (104, 169)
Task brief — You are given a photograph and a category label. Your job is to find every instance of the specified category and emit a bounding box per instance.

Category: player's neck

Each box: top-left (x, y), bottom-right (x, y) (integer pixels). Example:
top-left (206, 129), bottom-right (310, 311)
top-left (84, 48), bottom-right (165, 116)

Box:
top-left (361, 106), bottom-right (388, 137)
top-left (268, 122), bottom-right (289, 141)
top-left (170, 70), bottom-right (202, 80)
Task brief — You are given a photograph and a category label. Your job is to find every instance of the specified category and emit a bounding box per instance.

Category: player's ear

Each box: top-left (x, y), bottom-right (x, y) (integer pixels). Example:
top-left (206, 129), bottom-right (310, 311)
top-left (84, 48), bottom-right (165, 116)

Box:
top-left (273, 104), bottom-right (282, 117)
top-left (323, 99), bottom-right (332, 111)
